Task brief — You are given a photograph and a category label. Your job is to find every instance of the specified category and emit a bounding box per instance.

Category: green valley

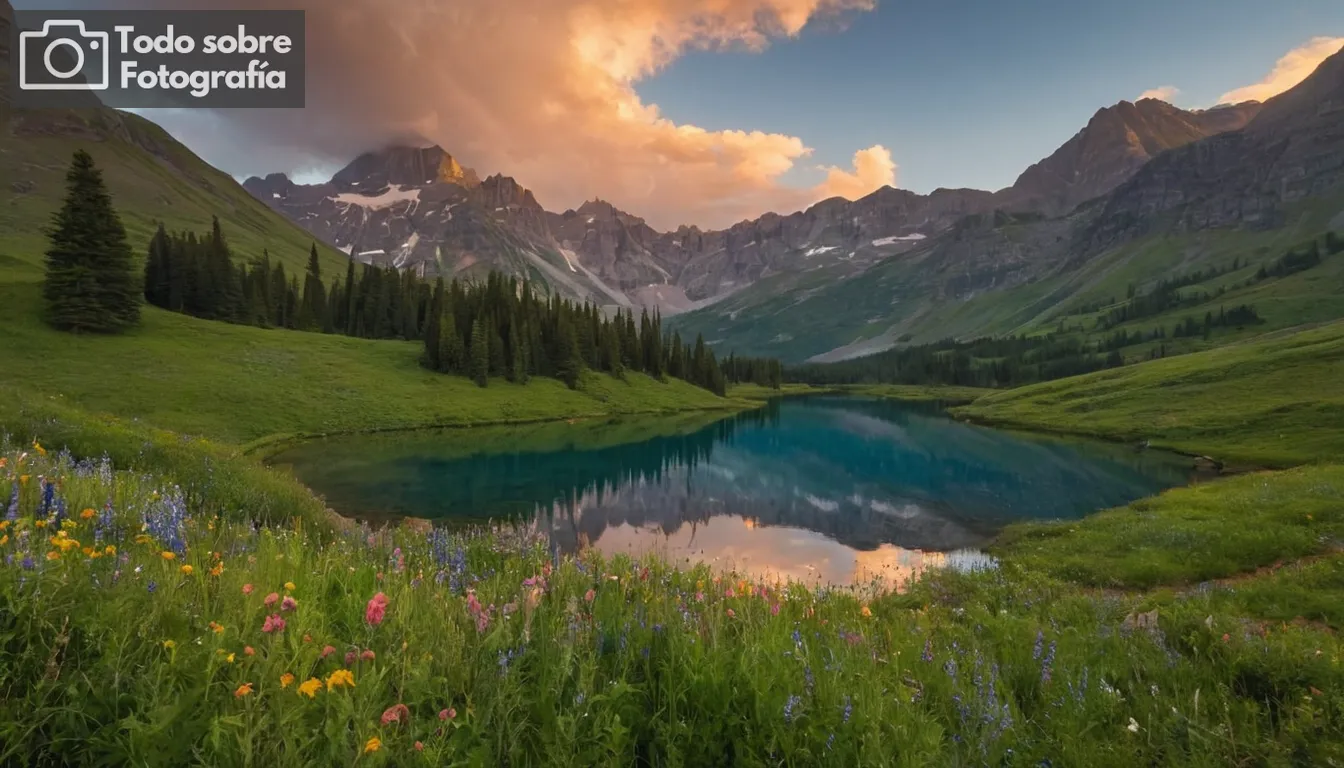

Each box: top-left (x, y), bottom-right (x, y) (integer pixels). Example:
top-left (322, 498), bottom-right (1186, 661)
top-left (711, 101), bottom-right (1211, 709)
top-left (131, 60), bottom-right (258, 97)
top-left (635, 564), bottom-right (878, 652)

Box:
top-left (4, 4), bottom-right (1344, 764)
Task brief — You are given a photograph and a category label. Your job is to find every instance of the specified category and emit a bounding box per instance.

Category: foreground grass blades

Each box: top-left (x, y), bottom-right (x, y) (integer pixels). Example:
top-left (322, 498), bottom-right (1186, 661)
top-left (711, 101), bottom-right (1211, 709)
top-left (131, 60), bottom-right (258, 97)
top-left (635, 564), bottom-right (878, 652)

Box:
top-left (1, 443), bottom-right (1341, 766)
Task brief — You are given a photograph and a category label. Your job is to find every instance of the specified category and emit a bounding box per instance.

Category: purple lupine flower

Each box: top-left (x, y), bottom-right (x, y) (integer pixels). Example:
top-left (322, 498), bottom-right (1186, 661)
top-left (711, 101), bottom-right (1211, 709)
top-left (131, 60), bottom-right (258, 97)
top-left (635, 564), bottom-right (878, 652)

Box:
top-left (783, 695), bottom-right (802, 723)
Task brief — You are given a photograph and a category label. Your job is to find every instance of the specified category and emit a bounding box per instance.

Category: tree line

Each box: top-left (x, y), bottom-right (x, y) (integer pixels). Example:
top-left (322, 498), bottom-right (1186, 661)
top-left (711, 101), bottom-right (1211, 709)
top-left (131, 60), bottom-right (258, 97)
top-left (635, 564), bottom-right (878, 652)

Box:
top-left (141, 217), bottom-right (744, 395)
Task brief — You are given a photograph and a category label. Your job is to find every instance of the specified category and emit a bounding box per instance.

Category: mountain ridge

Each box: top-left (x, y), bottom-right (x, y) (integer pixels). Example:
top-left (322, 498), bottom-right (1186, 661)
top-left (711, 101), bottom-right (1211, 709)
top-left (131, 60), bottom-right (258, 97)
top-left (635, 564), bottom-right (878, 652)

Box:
top-left (243, 95), bottom-right (1261, 311)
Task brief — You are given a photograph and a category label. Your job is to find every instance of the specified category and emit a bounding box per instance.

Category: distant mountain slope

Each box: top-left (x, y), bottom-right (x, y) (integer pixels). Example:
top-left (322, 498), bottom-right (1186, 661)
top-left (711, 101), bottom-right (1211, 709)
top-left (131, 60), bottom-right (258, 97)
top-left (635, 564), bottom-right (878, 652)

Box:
top-left (998, 99), bottom-right (1262, 216)
top-left (670, 46), bottom-right (1344, 362)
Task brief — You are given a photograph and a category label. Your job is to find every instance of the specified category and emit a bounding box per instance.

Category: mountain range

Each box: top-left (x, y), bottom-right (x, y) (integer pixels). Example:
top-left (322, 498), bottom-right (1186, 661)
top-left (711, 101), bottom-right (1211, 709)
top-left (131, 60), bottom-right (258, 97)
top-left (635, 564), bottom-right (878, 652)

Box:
top-left (5, 0), bottom-right (1342, 366)
top-left (242, 96), bottom-right (1265, 320)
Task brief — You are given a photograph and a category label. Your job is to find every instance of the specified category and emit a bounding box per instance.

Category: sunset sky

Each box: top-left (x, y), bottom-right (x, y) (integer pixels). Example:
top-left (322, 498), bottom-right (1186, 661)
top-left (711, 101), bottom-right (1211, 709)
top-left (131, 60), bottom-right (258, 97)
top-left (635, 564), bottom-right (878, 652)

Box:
top-left (21, 0), bottom-right (1344, 229)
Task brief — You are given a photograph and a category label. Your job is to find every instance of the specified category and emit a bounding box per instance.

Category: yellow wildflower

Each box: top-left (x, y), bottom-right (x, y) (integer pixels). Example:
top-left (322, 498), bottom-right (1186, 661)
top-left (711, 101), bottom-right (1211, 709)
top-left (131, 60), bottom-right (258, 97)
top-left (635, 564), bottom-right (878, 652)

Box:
top-left (180, 564), bottom-right (194, 576)
top-left (0, 535), bottom-right (8, 547)
top-left (61, 519), bottom-right (77, 530)
top-left (284, 581), bottom-right (296, 592)
top-left (80, 508), bottom-right (96, 520)
top-left (280, 672), bottom-right (295, 689)
top-left (104, 545), bottom-right (116, 556)
top-left (209, 562), bottom-right (224, 577)
top-left (0, 457), bottom-right (6, 468)
top-left (363, 737), bottom-right (381, 754)
top-left (163, 640), bottom-right (176, 649)
top-left (234, 683), bottom-right (253, 698)
top-left (161, 551), bottom-right (176, 561)
top-left (325, 669), bottom-right (356, 691)
top-left (82, 546), bottom-right (93, 556)
top-left (33, 441), bottom-right (45, 457)
top-left (226, 653), bottom-right (236, 664)
top-left (46, 551), bottom-right (60, 561)
top-left (135, 534), bottom-right (151, 544)
top-left (860, 605), bottom-right (872, 618)
top-left (34, 520), bottom-right (46, 529)
top-left (0, 520), bottom-right (10, 531)
top-left (297, 677), bottom-right (322, 698)
top-left (19, 475), bottom-right (30, 485)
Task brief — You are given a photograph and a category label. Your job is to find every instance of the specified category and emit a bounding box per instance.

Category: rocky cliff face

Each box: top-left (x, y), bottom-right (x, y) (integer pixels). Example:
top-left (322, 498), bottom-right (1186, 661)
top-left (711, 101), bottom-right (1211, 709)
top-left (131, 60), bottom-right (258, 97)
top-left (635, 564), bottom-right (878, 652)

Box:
top-left (1089, 46), bottom-right (1344, 247)
top-left (996, 98), bottom-right (1261, 217)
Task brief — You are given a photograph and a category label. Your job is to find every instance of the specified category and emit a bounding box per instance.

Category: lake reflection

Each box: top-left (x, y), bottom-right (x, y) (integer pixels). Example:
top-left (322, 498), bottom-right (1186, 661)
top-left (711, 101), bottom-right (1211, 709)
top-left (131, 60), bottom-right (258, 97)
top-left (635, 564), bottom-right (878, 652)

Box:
top-left (272, 397), bottom-right (1193, 588)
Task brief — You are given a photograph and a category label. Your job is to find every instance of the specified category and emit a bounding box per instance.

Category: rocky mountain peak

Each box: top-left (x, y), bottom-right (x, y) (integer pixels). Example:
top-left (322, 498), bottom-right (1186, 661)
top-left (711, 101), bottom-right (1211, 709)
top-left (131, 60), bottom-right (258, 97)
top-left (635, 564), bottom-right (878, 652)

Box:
top-left (330, 144), bottom-right (480, 191)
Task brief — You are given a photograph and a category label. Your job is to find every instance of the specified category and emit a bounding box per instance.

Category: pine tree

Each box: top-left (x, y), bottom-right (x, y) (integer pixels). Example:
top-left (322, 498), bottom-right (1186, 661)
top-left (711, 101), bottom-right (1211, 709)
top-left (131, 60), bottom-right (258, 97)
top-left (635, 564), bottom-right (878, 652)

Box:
top-left (439, 310), bottom-right (465, 374)
top-left (469, 319), bottom-right (490, 387)
top-left (555, 318), bottom-right (583, 390)
top-left (42, 149), bottom-right (140, 333)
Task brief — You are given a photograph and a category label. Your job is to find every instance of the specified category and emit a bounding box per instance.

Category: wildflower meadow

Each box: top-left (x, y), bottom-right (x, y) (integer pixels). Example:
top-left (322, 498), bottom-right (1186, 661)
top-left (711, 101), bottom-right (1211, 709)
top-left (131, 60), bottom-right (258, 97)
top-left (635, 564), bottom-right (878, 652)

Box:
top-left (1, 436), bottom-right (1341, 766)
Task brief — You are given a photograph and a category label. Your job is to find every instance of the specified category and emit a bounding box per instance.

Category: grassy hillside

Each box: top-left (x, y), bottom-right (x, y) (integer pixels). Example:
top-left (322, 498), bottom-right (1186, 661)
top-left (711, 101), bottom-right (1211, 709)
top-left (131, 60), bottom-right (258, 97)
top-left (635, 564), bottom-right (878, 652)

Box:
top-left (1, 108), bottom-right (350, 283)
top-left (954, 321), bottom-right (1344, 467)
top-left (0, 283), bottom-right (743, 448)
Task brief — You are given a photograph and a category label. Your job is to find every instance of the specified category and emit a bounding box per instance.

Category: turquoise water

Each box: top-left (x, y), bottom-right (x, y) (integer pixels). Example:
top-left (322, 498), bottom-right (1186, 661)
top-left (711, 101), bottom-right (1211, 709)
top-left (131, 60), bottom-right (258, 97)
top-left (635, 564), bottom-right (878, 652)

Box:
top-left (272, 397), bottom-right (1194, 586)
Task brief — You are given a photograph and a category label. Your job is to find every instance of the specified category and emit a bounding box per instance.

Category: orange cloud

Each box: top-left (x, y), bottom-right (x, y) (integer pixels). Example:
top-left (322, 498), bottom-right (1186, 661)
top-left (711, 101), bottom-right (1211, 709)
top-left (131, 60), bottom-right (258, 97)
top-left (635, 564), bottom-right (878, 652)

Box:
top-left (1219, 37), bottom-right (1344, 104)
top-left (126, 0), bottom-right (884, 229)
top-left (1137, 85), bottom-right (1180, 103)
top-left (816, 145), bottom-right (897, 200)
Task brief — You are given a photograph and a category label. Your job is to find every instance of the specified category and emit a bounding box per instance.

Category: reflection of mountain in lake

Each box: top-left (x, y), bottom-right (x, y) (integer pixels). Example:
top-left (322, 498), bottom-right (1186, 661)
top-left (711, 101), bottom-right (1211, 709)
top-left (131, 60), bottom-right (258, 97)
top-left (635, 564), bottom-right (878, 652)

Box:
top-left (275, 397), bottom-right (1193, 556)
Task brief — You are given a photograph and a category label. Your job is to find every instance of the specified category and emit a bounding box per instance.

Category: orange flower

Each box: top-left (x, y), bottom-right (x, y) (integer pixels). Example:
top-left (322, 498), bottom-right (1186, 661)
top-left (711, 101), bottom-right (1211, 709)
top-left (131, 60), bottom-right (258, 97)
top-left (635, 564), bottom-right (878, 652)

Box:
top-left (297, 678), bottom-right (322, 698)
top-left (234, 683), bottom-right (254, 698)
top-left (209, 562), bottom-right (224, 577)
top-left (363, 737), bottom-right (381, 754)
top-left (325, 669), bottom-right (356, 691)
top-left (860, 605), bottom-right (872, 618)
top-left (208, 621), bottom-right (225, 634)
top-left (180, 565), bottom-right (194, 576)
top-left (80, 508), bottom-right (96, 520)
top-left (46, 551), bottom-right (60, 561)
top-left (160, 551), bottom-right (176, 561)
top-left (280, 672), bottom-right (296, 689)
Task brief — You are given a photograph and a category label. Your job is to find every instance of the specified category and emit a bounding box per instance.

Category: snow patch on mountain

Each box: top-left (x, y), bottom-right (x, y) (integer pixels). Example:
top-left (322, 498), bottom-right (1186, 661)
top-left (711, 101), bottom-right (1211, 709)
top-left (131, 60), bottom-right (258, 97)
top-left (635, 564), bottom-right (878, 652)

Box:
top-left (804, 246), bottom-right (837, 257)
top-left (871, 234), bottom-right (927, 246)
top-left (331, 185), bottom-right (422, 210)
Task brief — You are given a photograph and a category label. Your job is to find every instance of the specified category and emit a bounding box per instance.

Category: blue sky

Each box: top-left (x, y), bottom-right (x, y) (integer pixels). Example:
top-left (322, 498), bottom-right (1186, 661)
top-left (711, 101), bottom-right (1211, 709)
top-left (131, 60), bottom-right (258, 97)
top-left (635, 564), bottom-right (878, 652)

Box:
top-left (637, 0), bottom-right (1344, 194)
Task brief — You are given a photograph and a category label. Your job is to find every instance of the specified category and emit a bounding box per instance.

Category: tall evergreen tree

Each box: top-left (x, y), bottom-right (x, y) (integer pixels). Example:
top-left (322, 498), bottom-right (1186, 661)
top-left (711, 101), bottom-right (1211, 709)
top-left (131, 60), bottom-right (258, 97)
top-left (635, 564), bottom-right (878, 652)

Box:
top-left (439, 310), bottom-right (465, 374)
top-left (469, 319), bottom-right (490, 387)
top-left (42, 149), bottom-right (140, 333)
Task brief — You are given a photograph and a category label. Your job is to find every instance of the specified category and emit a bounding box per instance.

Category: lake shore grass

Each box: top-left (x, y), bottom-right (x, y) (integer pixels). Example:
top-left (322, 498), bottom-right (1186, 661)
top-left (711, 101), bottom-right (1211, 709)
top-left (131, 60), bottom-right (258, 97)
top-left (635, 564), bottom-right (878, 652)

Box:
top-left (727, 382), bottom-right (835, 400)
top-left (0, 284), bottom-right (752, 451)
top-left (840, 383), bottom-right (995, 406)
top-left (952, 320), bottom-right (1344, 469)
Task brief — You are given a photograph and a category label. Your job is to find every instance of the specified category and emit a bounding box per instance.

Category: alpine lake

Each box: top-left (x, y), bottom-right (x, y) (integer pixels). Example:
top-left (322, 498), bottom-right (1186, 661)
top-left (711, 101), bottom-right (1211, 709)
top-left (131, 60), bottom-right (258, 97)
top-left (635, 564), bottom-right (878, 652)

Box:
top-left (270, 396), bottom-right (1198, 589)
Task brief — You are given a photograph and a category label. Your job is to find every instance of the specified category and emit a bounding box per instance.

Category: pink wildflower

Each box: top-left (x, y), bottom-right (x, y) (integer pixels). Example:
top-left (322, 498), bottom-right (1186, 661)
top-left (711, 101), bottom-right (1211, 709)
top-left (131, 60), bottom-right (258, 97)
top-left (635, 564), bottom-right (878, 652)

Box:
top-left (365, 592), bottom-right (388, 626)
top-left (263, 592), bottom-right (279, 607)
top-left (345, 650), bottom-right (358, 665)
top-left (361, 649), bottom-right (376, 662)
top-left (281, 596), bottom-right (298, 612)
top-left (438, 708), bottom-right (450, 721)
top-left (414, 742), bottom-right (424, 752)
top-left (261, 614), bottom-right (286, 634)
top-left (584, 589), bottom-right (595, 603)
top-left (244, 645), bottom-right (255, 656)
top-left (380, 703), bottom-right (410, 726)
top-left (320, 645), bottom-right (336, 659)
top-left (771, 603), bottom-right (781, 616)
top-left (241, 583), bottom-right (254, 595)
top-left (695, 591), bottom-right (705, 602)
top-left (725, 588), bottom-right (736, 598)
top-left (726, 608), bottom-right (736, 618)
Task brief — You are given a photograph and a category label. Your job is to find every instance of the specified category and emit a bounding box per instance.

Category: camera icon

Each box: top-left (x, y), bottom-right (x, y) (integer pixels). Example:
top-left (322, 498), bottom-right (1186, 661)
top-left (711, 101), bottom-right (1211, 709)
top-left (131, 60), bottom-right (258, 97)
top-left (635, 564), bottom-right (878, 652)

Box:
top-left (19, 20), bottom-right (110, 91)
